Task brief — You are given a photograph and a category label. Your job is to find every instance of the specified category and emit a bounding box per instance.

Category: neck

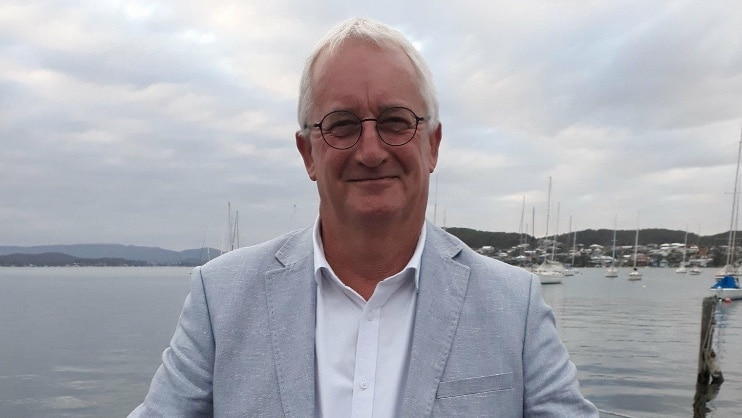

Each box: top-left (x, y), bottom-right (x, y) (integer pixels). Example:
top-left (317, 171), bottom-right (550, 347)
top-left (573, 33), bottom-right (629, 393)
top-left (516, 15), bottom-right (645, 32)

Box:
top-left (320, 216), bottom-right (423, 300)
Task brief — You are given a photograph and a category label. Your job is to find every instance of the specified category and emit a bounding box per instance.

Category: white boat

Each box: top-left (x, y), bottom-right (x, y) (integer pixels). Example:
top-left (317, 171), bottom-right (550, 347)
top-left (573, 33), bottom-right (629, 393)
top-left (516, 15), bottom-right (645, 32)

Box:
top-left (628, 215), bottom-right (642, 280)
top-left (710, 275), bottom-right (742, 300)
top-left (628, 267), bottom-right (642, 280)
top-left (689, 265), bottom-right (701, 275)
top-left (710, 288), bottom-right (742, 300)
top-left (534, 259), bottom-right (565, 285)
top-left (536, 177), bottom-right (564, 285)
top-left (605, 215), bottom-right (619, 278)
top-left (605, 265), bottom-right (619, 278)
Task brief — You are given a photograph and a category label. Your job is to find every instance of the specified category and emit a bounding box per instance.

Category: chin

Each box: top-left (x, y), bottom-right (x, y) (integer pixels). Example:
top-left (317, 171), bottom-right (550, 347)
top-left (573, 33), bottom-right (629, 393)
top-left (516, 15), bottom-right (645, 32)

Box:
top-left (350, 204), bottom-right (403, 222)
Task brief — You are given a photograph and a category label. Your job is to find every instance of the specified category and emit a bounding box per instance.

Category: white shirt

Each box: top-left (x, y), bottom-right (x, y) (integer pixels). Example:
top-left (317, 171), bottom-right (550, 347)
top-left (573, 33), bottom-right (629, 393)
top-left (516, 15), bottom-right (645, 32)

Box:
top-left (313, 219), bottom-right (425, 418)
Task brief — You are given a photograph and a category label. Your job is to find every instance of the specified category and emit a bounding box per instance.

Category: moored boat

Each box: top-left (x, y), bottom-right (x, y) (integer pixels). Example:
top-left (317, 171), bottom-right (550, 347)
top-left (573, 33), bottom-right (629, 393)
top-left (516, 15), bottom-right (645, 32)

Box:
top-left (710, 275), bottom-right (742, 300)
top-left (627, 214), bottom-right (642, 281)
top-left (534, 260), bottom-right (565, 285)
top-left (715, 127), bottom-right (742, 282)
top-left (676, 229), bottom-right (689, 274)
top-left (605, 215), bottom-right (619, 278)
top-left (605, 265), bottom-right (619, 278)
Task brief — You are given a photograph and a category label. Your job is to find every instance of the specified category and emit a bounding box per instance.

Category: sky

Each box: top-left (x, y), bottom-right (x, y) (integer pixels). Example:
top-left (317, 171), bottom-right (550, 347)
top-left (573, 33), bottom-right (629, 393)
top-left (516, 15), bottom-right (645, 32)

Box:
top-left (2, 1), bottom-right (742, 251)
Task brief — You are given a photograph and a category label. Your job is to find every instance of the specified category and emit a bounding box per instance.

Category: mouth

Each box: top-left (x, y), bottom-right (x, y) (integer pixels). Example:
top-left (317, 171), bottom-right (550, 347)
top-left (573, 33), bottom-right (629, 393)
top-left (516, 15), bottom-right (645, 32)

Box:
top-left (348, 175), bottom-right (397, 183)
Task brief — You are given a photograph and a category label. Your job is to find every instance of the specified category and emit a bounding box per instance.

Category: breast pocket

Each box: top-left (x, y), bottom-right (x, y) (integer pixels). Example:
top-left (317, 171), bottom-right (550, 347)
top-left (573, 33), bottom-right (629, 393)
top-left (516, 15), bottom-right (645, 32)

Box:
top-left (436, 372), bottom-right (514, 399)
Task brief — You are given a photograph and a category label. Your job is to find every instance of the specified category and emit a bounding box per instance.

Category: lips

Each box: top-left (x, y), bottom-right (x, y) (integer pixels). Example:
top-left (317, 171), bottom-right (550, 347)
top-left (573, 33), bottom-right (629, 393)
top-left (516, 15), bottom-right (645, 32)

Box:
top-left (347, 175), bottom-right (397, 182)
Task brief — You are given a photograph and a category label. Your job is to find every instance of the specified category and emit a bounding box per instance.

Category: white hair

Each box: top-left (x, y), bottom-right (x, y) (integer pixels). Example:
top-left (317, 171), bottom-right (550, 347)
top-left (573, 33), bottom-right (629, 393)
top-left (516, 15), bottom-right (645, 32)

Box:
top-left (297, 18), bottom-right (439, 136)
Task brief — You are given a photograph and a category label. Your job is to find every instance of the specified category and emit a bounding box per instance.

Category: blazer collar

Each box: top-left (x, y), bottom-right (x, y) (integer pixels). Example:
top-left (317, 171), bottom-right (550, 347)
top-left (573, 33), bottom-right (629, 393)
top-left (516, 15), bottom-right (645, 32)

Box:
top-left (266, 228), bottom-right (317, 418)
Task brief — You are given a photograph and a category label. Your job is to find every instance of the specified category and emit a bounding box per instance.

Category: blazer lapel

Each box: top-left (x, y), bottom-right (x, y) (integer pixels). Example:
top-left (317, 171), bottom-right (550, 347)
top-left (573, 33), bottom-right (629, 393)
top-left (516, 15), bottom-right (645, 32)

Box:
top-left (265, 230), bottom-right (317, 418)
top-left (400, 224), bottom-right (471, 418)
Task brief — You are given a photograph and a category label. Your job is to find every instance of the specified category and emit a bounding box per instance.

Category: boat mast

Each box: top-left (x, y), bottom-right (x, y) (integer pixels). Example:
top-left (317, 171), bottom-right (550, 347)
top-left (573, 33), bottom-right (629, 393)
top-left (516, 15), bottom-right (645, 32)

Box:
top-left (551, 202), bottom-right (560, 262)
top-left (221, 202), bottom-right (232, 255)
top-left (681, 227), bottom-right (688, 267)
top-left (519, 196), bottom-right (526, 246)
top-left (545, 177), bottom-right (551, 242)
top-left (232, 210), bottom-right (239, 251)
top-left (611, 214), bottom-right (617, 266)
top-left (570, 215), bottom-right (576, 266)
top-left (633, 212), bottom-right (640, 269)
top-left (221, 202), bottom-right (240, 254)
top-left (727, 128), bottom-right (742, 267)
top-left (544, 177), bottom-right (552, 262)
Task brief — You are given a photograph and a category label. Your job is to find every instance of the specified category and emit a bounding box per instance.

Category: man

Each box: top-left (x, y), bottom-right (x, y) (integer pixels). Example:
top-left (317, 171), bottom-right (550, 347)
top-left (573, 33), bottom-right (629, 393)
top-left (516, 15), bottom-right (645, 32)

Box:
top-left (130, 18), bottom-right (598, 417)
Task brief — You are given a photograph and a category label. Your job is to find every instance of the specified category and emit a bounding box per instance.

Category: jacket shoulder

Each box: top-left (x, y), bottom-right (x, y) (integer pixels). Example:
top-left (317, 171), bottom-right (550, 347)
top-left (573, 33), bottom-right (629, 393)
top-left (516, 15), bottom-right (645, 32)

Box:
top-left (199, 227), bottom-right (313, 277)
top-left (429, 224), bottom-right (535, 285)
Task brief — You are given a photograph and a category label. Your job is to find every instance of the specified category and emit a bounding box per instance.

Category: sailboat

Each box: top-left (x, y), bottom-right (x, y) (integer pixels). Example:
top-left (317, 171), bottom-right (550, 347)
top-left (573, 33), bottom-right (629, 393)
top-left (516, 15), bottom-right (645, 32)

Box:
top-left (715, 132), bottom-right (742, 280)
top-left (534, 177), bottom-right (564, 285)
top-left (676, 229), bottom-right (688, 274)
top-left (710, 127), bottom-right (742, 299)
top-left (563, 215), bottom-right (576, 276)
top-left (628, 213), bottom-right (642, 280)
top-left (605, 215), bottom-right (619, 277)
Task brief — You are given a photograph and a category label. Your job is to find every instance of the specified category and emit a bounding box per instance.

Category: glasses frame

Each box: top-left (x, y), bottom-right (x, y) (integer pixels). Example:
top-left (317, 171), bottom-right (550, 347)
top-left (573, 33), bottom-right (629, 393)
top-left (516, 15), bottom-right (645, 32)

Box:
top-left (306, 106), bottom-right (427, 150)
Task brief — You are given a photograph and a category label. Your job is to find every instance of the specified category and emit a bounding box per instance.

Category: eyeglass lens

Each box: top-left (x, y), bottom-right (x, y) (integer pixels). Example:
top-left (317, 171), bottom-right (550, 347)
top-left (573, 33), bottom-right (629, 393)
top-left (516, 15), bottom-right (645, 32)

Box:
top-left (319, 107), bottom-right (420, 149)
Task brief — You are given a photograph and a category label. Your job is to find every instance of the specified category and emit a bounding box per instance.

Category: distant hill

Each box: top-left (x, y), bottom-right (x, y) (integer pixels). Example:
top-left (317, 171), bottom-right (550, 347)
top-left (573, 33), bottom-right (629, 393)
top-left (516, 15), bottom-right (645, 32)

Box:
top-left (0, 227), bottom-right (736, 267)
top-left (0, 252), bottom-right (150, 267)
top-left (443, 227), bottom-right (735, 250)
top-left (0, 244), bottom-right (221, 266)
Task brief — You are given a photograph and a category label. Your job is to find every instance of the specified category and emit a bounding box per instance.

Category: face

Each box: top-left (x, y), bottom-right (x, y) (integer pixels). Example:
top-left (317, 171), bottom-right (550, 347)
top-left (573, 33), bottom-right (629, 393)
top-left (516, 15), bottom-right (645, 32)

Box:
top-left (296, 39), bottom-right (442, 228)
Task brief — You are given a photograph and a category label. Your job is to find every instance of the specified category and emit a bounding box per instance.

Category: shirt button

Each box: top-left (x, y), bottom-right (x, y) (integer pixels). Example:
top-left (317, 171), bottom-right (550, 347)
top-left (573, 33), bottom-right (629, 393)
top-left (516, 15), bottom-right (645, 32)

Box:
top-left (360, 381), bottom-right (368, 389)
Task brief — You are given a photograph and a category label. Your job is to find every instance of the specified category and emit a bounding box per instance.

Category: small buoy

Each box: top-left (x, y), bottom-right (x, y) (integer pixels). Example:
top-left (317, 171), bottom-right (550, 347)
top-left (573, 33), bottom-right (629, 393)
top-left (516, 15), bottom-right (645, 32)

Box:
top-left (723, 297), bottom-right (732, 303)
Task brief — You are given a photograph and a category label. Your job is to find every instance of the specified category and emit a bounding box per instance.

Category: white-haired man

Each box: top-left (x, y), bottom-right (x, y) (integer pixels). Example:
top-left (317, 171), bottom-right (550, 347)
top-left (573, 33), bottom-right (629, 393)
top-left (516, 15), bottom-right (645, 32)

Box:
top-left (130, 17), bottom-right (598, 417)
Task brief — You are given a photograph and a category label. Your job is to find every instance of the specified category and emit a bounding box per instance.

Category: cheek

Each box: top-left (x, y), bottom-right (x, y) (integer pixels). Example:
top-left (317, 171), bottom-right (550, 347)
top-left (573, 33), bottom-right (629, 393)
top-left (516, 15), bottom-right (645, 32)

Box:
top-left (313, 150), bottom-right (344, 181)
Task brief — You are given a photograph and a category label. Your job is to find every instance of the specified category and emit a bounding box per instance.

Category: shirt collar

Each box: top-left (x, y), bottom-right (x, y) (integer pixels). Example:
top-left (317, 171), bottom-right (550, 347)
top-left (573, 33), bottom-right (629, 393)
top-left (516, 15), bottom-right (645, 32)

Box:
top-left (312, 216), bottom-right (425, 291)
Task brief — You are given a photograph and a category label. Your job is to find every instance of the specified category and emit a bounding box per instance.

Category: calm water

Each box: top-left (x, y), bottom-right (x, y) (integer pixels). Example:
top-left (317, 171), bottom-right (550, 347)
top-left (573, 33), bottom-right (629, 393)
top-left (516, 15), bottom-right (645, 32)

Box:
top-left (0, 266), bottom-right (740, 417)
top-left (542, 268), bottom-right (741, 418)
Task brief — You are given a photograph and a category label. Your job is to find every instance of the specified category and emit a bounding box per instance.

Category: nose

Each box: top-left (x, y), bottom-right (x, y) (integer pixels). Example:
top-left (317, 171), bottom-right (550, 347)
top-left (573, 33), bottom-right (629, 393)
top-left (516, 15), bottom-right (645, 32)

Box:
top-left (354, 119), bottom-right (387, 167)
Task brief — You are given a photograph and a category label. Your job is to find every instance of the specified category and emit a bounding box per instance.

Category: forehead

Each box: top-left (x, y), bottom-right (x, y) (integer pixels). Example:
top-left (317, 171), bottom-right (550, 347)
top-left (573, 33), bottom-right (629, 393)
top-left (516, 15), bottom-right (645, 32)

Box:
top-left (311, 39), bottom-right (423, 112)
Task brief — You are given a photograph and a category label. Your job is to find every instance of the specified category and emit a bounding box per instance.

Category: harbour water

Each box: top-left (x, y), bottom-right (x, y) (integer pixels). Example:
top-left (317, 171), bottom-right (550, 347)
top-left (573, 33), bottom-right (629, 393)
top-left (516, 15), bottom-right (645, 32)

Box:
top-left (0, 266), bottom-right (740, 417)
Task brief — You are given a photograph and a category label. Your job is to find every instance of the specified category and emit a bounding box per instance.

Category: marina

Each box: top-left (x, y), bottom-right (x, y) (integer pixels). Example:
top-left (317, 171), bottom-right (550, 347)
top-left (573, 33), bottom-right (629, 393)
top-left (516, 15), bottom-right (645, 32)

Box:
top-left (0, 266), bottom-right (740, 417)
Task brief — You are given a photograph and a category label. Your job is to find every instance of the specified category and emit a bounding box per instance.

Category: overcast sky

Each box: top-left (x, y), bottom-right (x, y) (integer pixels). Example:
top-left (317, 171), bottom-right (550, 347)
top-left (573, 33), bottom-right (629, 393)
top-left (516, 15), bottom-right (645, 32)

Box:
top-left (2, 1), bottom-right (742, 251)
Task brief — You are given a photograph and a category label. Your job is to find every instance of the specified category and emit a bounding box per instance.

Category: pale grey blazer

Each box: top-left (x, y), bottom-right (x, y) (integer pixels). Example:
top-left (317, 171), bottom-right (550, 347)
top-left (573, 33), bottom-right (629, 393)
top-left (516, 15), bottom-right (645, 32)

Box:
top-left (130, 223), bottom-right (598, 417)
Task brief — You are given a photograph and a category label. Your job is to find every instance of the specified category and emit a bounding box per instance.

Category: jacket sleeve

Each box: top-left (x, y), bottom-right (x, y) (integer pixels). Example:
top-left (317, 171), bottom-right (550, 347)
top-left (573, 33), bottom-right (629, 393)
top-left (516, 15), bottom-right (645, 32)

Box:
top-left (128, 266), bottom-right (215, 417)
top-left (522, 273), bottom-right (599, 417)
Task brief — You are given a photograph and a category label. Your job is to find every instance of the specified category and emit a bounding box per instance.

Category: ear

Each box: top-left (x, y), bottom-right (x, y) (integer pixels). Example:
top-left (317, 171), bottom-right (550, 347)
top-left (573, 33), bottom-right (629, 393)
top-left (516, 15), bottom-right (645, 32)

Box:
top-left (427, 123), bottom-right (442, 173)
top-left (296, 131), bottom-right (317, 181)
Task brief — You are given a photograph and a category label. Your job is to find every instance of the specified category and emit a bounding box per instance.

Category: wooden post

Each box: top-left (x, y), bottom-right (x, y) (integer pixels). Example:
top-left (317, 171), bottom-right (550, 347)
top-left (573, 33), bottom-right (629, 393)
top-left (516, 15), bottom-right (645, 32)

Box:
top-left (694, 296), bottom-right (723, 417)
top-left (697, 296), bottom-right (714, 384)
top-left (697, 296), bottom-right (723, 384)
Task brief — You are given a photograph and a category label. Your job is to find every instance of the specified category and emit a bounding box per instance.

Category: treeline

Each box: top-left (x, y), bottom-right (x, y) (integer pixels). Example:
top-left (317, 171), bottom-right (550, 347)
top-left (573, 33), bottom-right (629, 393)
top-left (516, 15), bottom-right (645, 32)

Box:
top-left (444, 228), bottom-right (526, 249)
top-left (445, 227), bottom-right (732, 250)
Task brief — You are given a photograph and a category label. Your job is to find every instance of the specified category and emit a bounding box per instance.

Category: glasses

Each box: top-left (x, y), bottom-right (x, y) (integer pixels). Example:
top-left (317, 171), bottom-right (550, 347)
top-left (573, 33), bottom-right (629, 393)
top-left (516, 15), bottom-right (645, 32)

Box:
top-left (306, 107), bottom-right (426, 150)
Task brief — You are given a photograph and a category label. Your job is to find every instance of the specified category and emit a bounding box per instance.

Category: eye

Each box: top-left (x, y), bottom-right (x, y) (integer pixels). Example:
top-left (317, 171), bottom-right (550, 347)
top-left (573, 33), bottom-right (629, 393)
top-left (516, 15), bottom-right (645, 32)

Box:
top-left (322, 112), bottom-right (361, 137)
top-left (378, 109), bottom-right (415, 133)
